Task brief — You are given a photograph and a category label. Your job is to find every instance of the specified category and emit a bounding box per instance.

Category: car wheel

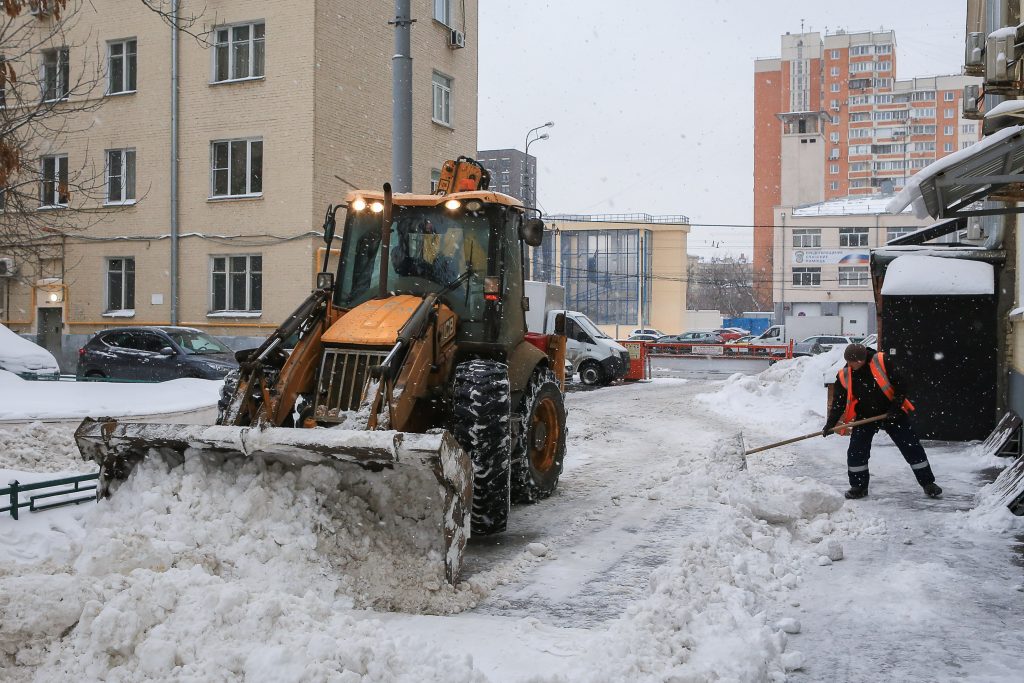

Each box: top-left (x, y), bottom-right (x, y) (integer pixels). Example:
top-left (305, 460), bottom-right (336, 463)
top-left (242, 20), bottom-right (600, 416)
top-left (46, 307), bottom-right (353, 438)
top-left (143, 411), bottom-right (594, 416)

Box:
top-left (84, 370), bottom-right (106, 381)
top-left (578, 360), bottom-right (604, 386)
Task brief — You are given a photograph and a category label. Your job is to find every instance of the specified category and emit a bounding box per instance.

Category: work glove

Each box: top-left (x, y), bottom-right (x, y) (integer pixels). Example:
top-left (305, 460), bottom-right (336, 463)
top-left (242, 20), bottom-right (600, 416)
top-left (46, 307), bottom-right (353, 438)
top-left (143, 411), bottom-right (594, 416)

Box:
top-left (822, 422), bottom-right (836, 438)
top-left (885, 398), bottom-right (904, 427)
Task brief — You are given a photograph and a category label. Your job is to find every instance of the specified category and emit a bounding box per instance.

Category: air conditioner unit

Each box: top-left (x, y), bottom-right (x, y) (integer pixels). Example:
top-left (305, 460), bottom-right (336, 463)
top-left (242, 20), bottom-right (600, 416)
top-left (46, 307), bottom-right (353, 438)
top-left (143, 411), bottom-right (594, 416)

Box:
top-left (449, 29), bottom-right (465, 49)
top-left (0, 257), bottom-right (15, 277)
top-left (965, 32), bottom-right (985, 73)
top-left (963, 84), bottom-right (981, 119)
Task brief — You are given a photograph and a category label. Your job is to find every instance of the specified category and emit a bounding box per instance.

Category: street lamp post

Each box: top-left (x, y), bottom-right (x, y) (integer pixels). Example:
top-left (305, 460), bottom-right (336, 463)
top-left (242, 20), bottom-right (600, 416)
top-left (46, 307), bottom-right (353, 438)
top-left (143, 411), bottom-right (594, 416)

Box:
top-left (523, 121), bottom-right (554, 207)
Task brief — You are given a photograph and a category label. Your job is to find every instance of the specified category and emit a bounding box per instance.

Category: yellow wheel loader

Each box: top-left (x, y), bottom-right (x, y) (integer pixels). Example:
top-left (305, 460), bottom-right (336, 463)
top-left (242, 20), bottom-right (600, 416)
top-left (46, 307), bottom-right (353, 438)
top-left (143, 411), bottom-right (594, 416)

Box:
top-left (75, 157), bottom-right (568, 584)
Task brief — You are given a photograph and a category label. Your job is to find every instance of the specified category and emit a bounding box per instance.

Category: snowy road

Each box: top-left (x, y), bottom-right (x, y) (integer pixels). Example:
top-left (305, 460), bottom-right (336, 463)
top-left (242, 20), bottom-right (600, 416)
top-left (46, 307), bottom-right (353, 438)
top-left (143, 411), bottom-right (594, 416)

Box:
top-left (1, 355), bottom-right (1022, 681)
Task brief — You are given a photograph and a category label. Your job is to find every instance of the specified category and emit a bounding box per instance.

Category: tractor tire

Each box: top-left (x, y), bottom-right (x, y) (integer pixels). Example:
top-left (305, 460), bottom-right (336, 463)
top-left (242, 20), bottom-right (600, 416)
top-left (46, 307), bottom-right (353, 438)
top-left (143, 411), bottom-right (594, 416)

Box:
top-left (511, 367), bottom-right (566, 503)
top-left (578, 360), bottom-right (604, 386)
top-left (452, 360), bottom-right (512, 536)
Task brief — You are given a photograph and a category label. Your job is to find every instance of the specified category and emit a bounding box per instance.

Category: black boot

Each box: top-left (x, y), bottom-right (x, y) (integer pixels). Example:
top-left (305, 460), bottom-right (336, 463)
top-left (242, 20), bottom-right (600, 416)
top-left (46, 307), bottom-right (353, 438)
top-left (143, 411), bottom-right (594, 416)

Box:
top-left (923, 483), bottom-right (942, 498)
top-left (845, 487), bottom-right (868, 499)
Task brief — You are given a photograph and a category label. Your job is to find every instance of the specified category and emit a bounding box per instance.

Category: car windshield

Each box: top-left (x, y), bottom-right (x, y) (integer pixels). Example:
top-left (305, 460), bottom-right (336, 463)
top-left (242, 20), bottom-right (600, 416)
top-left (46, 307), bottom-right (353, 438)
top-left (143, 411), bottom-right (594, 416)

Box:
top-left (575, 314), bottom-right (610, 340)
top-left (334, 203), bottom-right (494, 323)
top-left (167, 330), bottom-right (231, 355)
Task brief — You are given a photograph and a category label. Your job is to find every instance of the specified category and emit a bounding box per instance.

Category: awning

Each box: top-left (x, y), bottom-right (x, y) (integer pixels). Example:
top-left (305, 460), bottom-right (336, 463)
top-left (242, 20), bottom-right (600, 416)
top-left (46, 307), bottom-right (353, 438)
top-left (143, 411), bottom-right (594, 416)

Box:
top-left (886, 123), bottom-right (1024, 219)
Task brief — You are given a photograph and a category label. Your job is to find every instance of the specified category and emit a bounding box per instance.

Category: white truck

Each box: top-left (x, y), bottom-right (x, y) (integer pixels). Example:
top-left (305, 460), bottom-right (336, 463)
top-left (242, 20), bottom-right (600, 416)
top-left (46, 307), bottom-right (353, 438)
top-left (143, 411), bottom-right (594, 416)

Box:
top-left (524, 280), bottom-right (630, 386)
top-left (750, 315), bottom-right (844, 353)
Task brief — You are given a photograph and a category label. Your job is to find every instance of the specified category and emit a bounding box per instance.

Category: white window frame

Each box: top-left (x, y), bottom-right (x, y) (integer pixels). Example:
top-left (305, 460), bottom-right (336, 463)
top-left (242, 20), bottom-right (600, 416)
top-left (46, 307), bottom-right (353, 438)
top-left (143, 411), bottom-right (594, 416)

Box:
top-left (432, 71), bottom-right (452, 126)
top-left (107, 39), bottom-right (137, 95)
top-left (41, 46), bottom-right (69, 102)
top-left (944, 142), bottom-right (954, 152)
top-left (792, 267), bottom-right (821, 287)
top-left (944, 91), bottom-right (955, 101)
top-left (210, 138), bottom-right (263, 198)
top-left (792, 228), bottom-right (821, 248)
top-left (830, 66), bottom-right (839, 77)
top-left (212, 21), bottom-right (265, 83)
top-left (829, 164), bottom-right (839, 174)
top-left (944, 108), bottom-right (955, 119)
top-left (433, 0), bottom-right (451, 25)
top-left (39, 154), bottom-right (68, 207)
top-left (830, 181), bottom-right (840, 190)
top-left (210, 254), bottom-right (262, 313)
top-left (105, 257), bottom-right (136, 312)
top-left (105, 148), bottom-right (136, 205)
top-left (839, 227), bottom-right (869, 248)
top-left (944, 125), bottom-right (954, 136)
top-left (839, 266), bottom-right (870, 287)
top-left (830, 82), bottom-right (840, 92)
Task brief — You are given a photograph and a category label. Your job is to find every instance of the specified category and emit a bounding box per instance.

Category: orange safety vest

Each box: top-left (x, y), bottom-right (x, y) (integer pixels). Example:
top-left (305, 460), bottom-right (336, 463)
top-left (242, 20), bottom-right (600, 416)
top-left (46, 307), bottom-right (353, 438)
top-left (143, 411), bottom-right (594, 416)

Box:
top-left (835, 352), bottom-right (914, 435)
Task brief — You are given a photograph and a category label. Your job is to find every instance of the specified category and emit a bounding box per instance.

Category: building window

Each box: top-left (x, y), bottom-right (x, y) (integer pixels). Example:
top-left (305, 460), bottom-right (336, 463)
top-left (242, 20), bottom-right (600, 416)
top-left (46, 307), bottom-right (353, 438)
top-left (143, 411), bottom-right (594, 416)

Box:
top-left (792, 267), bottom-right (821, 287)
top-left (830, 66), bottom-right (839, 76)
top-left (944, 91), bottom-right (955, 101)
top-left (106, 257), bottom-right (135, 311)
top-left (830, 181), bottom-right (839, 190)
top-left (944, 142), bottom-right (954, 152)
top-left (961, 123), bottom-right (976, 134)
top-left (107, 39), bottom-right (137, 94)
top-left (432, 71), bottom-right (452, 126)
top-left (839, 266), bottom-right (869, 287)
top-left (887, 226), bottom-right (918, 242)
top-left (211, 138), bottom-right (263, 197)
top-left (106, 149), bottom-right (136, 204)
top-left (214, 22), bottom-right (265, 82)
top-left (211, 255), bottom-right (262, 312)
top-left (42, 47), bottom-right (69, 102)
top-left (829, 164), bottom-right (839, 174)
top-left (876, 61), bottom-right (891, 71)
top-left (433, 0), bottom-right (450, 25)
top-left (830, 132), bottom-right (840, 143)
top-left (430, 168), bottom-right (441, 193)
top-left (944, 108), bottom-right (954, 119)
top-left (830, 49), bottom-right (839, 59)
top-left (792, 228), bottom-right (821, 248)
top-left (40, 154), bottom-right (68, 207)
top-left (839, 226), bottom-right (869, 247)
top-left (830, 82), bottom-right (840, 92)
top-left (943, 125), bottom-right (954, 136)
top-left (961, 141), bottom-right (975, 150)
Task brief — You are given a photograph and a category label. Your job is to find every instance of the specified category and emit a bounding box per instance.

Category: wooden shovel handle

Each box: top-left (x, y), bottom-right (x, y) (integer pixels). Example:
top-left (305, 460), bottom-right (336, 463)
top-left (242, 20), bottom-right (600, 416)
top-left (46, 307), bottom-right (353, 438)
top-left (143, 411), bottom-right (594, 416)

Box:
top-left (744, 413), bottom-right (889, 456)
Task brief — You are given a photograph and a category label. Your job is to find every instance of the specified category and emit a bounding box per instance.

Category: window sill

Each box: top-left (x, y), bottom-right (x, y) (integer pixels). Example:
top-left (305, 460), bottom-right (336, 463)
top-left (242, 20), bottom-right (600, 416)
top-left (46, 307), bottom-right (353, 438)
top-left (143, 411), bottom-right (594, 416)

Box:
top-left (36, 204), bottom-right (68, 211)
top-left (105, 90), bottom-right (137, 98)
top-left (431, 118), bottom-right (454, 130)
top-left (210, 76), bottom-right (265, 86)
top-left (42, 97), bottom-right (69, 104)
top-left (208, 193), bottom-right (263, 202)
top-left (1009, 307), bottom-right (1024, 321)
top-left (104, 199), bottom-right (137, 207)
top-left (207, 311), bottom-right (262, 318)
top-left (103, 309), bottom-right (136, 318)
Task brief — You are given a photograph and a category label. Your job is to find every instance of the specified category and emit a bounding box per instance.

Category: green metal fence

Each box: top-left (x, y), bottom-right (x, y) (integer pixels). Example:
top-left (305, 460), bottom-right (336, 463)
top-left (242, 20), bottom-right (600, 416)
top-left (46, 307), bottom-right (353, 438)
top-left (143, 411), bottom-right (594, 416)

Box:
top-left (1, 474), bottom-right (99, 520)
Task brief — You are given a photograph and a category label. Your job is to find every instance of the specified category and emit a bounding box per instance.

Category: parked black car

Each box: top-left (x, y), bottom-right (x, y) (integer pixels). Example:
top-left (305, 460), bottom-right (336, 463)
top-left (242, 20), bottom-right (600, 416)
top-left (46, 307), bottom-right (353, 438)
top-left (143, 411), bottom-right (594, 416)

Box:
top-left (77, 326), bottom-right (238, 381)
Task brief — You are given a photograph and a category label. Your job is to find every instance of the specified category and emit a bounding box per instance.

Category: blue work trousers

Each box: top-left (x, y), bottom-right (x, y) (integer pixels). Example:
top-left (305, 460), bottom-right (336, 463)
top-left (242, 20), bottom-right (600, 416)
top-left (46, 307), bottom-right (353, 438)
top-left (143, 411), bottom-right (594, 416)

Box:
top-left (847, 413), bottom-right (935, 490)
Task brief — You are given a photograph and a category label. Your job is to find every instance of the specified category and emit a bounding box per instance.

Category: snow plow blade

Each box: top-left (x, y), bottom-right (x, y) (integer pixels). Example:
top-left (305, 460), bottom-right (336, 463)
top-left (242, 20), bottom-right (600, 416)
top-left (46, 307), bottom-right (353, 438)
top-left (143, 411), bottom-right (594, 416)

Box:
top-left (74, 418), bottom-right (472, 584)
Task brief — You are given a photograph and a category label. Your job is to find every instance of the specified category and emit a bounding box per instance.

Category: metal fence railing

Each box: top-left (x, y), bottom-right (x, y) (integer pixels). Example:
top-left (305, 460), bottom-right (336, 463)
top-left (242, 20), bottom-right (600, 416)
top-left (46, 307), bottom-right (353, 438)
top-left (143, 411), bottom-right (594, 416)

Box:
top-left (1, 473), bottom-right (99, 520)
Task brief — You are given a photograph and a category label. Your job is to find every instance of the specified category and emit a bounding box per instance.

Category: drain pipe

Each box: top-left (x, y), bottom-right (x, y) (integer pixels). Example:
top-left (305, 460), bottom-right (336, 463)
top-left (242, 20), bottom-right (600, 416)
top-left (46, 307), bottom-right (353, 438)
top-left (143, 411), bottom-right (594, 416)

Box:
top-left (391, 0), bottom-right (413, 192)
top-left (170, 1), bottom-right (180, 324)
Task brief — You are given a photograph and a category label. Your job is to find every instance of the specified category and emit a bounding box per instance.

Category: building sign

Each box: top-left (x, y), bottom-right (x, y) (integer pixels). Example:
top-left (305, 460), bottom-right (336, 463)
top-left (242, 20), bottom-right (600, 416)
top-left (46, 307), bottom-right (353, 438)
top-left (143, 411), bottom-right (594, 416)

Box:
top-left (792, 250), bottom-right (869, 265)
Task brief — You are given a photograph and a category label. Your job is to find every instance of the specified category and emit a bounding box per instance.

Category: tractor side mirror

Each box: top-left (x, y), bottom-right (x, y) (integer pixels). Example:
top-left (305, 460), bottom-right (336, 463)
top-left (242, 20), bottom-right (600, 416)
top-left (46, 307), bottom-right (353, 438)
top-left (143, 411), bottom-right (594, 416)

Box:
top-left (323, 211), bottom-right (336, 244)
top-left (520, 218), bottom-right (544, 247)
top-left (554, 312), bottom-right (566, 336)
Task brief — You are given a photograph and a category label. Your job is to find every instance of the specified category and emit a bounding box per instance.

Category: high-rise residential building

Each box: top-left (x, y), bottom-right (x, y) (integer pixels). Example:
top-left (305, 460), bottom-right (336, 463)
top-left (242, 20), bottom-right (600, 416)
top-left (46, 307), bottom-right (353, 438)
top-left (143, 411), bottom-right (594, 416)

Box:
top-left (752, 29), bottom-right (982, 309)
top-left (476, 149), bottom-right (537, 206)
top-left (0, 1), bottom-right (478, 368)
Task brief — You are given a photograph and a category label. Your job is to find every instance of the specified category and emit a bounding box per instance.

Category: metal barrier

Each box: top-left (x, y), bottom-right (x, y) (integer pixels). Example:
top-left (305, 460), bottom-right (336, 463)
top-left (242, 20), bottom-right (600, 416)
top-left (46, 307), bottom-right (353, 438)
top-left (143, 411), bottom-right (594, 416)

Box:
top-left (644, 341), bottom-right (793, 360)
top-left (1, 473), bottom-right (99, 520)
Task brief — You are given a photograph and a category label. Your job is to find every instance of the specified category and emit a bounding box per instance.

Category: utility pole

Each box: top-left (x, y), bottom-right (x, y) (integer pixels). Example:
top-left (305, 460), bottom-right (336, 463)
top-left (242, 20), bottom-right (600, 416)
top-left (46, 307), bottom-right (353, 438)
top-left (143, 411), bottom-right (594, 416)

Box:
top-left (391, 1), bottom-right (413, 192)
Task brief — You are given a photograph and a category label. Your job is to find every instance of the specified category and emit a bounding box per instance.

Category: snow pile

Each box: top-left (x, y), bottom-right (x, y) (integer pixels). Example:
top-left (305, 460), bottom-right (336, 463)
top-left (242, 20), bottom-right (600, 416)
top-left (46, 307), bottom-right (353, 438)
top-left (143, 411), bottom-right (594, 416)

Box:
top-left (0, 422), bottom-right (91, 473)
top-left (0, 325), bottom-right (59, 376)
top-left (696, 348), bottom-right (846, 432)
top-left (579, 437), bottom-right (855, 681)
top-left (0, 372), bottom-right (220, 420)
top-left (953, 461), bottom-right (1024, 533)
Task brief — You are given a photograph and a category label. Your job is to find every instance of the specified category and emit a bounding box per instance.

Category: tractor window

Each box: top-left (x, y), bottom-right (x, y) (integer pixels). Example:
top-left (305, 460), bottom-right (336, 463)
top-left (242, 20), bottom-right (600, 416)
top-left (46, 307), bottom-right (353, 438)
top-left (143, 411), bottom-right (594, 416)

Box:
top-left (335, 204), bottom-right (496, 323)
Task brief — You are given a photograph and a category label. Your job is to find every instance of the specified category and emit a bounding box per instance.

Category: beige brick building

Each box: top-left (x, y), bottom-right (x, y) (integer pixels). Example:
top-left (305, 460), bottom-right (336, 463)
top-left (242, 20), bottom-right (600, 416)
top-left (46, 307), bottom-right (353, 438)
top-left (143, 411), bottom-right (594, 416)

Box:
top-left (0, 0), bottom-right (478, 366)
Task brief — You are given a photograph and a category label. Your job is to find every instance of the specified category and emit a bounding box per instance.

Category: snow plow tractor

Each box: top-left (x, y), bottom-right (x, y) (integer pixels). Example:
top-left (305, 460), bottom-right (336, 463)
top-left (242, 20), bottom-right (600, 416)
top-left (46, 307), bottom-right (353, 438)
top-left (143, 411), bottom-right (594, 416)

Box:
top-left (75, 157), bottom-right (569, 584)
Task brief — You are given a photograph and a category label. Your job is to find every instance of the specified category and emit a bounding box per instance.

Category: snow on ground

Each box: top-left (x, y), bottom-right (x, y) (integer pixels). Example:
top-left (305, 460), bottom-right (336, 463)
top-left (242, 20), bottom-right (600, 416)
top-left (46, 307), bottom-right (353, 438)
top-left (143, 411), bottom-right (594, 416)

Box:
top-left (0, 371), bottom-right (220, 421)
top-left (0, 358), bottom-right (1021, 681)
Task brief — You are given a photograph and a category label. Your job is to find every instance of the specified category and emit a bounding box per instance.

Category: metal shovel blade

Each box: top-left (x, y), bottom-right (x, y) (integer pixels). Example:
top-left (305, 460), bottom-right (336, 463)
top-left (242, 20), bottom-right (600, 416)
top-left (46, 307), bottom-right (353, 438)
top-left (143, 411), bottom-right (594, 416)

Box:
top-left (75, 417), bottom-right (472, 584)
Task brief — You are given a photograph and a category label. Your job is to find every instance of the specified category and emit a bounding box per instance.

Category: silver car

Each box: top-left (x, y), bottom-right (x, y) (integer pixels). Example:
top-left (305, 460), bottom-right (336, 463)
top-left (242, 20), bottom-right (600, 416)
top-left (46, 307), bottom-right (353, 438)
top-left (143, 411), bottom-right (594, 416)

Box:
top-left (792, 335), bottom-right (855, 357)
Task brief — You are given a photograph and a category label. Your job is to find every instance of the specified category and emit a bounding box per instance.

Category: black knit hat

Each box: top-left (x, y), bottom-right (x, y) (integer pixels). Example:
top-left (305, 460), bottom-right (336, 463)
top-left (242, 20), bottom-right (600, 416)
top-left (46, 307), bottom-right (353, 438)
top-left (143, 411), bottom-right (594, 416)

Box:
top-left (844, 343), bottom-right (868, 362)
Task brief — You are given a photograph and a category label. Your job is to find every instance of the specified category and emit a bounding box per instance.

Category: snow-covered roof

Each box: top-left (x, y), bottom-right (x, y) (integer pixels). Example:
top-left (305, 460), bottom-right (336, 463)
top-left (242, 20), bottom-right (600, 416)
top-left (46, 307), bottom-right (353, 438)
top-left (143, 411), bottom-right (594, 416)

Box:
top-left (792, 194), bottom-right (912, 217)
top-left (886, 124), bottom-right (1024, 218)
top-left (880, 254), bottom-right (994, 296)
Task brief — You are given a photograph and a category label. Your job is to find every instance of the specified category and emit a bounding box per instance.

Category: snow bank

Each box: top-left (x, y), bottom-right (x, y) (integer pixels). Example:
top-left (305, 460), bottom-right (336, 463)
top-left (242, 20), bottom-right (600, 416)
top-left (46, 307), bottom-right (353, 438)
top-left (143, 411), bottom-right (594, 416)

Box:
top-left (0, 422), bottom-right (90, 473)
top-left (696, 348), bottom-right (846, 432)
top-left (0, 372), bottom-right (220, 420)
top-left (953, 459), bottom-right (1024, 533)
top-left (0, 325), bottom-right (59, 376)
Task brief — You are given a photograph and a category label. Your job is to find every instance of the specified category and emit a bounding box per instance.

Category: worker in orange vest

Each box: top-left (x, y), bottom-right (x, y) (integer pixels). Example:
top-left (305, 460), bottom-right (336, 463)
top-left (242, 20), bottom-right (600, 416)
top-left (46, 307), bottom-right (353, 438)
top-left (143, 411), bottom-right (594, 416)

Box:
top-left (823, 343), bottom-right (942, 500)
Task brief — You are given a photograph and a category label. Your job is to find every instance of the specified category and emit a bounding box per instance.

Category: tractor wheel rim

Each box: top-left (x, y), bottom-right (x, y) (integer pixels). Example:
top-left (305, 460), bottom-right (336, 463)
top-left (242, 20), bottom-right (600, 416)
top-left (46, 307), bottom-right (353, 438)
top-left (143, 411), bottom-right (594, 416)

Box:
top-left (529, 397), bottom-right (560, 472)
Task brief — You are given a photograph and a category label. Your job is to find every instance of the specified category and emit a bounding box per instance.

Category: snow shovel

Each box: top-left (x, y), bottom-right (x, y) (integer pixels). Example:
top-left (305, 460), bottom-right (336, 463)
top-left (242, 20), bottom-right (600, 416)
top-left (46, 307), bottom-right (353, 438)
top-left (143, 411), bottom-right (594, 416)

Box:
top-left (738, 413), bottom-right (889, 469)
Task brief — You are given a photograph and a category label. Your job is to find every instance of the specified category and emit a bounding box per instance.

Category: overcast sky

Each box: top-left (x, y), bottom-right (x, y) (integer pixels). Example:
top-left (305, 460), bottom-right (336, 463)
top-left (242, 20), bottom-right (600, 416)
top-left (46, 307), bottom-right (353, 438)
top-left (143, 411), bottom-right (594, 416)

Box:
top-left (477, 0), bottom-right (967, 258)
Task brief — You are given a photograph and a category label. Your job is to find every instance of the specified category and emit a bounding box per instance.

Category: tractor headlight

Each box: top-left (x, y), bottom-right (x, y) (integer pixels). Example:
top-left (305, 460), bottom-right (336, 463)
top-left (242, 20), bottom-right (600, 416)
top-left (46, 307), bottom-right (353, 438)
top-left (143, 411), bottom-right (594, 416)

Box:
top-left (352, 197), bottom-right (366, 211)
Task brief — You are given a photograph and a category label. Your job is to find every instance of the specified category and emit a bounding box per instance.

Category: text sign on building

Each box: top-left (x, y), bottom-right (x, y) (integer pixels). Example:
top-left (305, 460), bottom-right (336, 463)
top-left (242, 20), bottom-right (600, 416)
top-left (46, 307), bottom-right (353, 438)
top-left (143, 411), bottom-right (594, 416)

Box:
top-left (791, 250), bottom-right (869, 266)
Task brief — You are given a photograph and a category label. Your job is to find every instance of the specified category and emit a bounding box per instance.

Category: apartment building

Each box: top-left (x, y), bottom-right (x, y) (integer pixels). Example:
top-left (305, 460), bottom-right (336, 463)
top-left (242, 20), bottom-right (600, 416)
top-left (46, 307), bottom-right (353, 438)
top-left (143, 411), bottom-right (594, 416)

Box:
top-left (771, 195), bottom-right (934, 336)
top-left (529, 214), bottom-right (690, 336)
top-left (475, 149), bottom-right (536, 206)
top-left (0, 0), bottom-right (478, 366)
top-left (752, 29), bottom-right (982, 309)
